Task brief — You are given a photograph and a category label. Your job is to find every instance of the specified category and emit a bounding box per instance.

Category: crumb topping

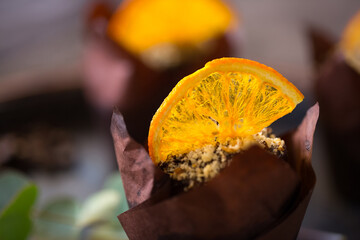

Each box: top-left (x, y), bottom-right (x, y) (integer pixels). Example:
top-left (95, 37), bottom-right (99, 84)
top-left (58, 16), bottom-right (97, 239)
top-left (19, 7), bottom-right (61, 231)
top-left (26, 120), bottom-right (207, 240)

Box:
top-left (159, 128), bottom-right (286, 190)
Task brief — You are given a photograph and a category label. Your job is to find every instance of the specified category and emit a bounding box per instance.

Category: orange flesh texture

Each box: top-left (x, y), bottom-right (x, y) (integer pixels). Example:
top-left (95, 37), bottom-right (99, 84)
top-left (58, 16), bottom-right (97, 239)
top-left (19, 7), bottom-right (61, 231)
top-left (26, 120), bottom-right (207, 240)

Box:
top-left (107, 0), bottom-right (234, 55)
top-left (148, 58), bottom-right (304, 164)
top-left (340, 10), bottom-right (360, 73)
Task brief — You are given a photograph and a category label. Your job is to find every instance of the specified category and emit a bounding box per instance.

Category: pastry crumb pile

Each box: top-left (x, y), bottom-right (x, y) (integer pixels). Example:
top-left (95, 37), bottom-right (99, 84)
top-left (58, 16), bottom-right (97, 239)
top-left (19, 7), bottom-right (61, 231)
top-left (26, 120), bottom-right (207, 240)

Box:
top-left (159, 128), bottom-right (286, 189)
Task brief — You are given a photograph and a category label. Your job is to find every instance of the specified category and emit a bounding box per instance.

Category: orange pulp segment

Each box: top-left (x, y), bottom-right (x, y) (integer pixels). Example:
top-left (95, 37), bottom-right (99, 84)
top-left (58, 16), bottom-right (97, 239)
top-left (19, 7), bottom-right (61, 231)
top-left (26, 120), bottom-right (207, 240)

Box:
top-left (340, 10), bottom-right (360, 74)
top-left (107, 0), bottom-right (234, 55)
top-left (148, 58), bottom-right (304, 164)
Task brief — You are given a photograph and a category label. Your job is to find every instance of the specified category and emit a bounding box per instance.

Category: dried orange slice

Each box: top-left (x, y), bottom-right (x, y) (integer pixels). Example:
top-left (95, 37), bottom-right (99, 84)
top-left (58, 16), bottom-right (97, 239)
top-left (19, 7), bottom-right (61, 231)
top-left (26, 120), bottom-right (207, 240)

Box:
top-left (107, 0), bottom-right (234, 55)
top-left (340, 10), bottom-right (360, 74)
top-left (148, 58), bottom-right (304, 164)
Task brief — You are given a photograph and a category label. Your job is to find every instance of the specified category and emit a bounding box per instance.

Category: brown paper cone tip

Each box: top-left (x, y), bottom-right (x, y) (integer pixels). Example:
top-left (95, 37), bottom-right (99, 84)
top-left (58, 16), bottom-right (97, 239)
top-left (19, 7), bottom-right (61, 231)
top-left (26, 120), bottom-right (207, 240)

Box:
top-left (111, 103), bottom-right (320, 239)
top-left (111, 108), bottom-right (155, 208)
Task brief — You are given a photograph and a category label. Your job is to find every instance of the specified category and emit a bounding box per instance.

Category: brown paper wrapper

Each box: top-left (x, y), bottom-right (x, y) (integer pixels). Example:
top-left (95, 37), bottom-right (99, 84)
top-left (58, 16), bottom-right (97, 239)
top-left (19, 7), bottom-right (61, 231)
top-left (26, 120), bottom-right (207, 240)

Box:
top-left (308, 22), bottom-right (360, 202)
top-left (111, 103), bottom-right (319, 239)
top-left (315, 51), bottom-right (360, 202)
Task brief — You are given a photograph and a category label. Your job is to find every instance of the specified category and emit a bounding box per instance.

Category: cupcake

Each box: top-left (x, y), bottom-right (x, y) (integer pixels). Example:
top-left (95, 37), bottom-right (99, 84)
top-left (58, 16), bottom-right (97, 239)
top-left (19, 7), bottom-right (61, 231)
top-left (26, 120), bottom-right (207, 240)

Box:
top-left (83, 0), bottom-right (239, 143)
top-left (315, 10), bottom-right (360, 203)
top-left (111, 58), bottom-right (319, 239)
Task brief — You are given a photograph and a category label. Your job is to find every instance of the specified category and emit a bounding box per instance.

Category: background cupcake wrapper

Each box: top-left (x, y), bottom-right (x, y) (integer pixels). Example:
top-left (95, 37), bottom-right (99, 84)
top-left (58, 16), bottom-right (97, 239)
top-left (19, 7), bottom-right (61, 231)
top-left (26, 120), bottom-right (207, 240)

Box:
top-left (111, 103), bottom-right (319, 239)
top-left (315, 50), bottom-right (360, 202)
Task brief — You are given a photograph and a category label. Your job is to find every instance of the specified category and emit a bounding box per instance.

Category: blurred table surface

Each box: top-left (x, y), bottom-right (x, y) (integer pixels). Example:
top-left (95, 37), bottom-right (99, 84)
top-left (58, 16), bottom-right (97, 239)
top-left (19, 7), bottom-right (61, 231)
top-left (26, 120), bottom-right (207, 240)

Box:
top-left (1, 0), bottom-right (360, 239)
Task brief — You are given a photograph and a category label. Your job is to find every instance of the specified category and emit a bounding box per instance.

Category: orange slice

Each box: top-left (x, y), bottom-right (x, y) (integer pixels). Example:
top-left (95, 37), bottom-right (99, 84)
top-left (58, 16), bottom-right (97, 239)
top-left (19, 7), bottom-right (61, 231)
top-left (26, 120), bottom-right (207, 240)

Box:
top-left (340, 10), bottom-right (360, 74)
top-left (107, 0), bottom-right (234, 55)
top-left (148, 58), bottom-right (304, 164)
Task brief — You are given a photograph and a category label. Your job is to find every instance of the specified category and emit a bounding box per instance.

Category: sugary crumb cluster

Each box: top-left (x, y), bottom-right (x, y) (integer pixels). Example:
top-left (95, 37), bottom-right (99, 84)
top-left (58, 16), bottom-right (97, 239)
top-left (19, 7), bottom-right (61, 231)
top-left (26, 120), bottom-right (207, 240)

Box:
top-left (159, 128), bottom-right (286, 189)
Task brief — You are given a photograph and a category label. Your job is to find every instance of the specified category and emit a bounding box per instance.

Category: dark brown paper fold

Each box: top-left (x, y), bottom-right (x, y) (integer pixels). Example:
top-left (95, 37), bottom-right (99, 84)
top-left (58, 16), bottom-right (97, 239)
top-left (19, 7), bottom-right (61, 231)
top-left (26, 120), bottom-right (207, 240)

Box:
top-left (111, 103), bottom-right (319, 240)
top-left (258, 103), bottom-right (319, 240)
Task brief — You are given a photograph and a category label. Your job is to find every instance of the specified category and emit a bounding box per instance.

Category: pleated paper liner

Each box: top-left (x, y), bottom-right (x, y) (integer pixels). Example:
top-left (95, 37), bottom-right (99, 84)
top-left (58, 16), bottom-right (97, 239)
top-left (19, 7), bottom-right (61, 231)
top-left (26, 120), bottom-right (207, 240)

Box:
top-left (111, 103), bottom-right (319, 239)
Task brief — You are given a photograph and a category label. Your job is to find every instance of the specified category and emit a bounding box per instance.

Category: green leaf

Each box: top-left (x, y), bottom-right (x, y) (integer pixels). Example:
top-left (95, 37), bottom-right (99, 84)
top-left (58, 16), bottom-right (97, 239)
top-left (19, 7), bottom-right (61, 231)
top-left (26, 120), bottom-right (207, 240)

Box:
top-left (0, 170), bottom-right (38, 240)
top-left (33, 198), bottom-right (80, 240)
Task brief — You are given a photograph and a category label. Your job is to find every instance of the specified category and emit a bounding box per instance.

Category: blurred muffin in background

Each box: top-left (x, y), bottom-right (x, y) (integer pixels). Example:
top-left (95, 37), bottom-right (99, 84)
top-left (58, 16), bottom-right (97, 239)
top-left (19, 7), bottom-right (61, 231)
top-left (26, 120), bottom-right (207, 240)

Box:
top-left (314, 9), bottom-right (360, 203)
top-left (107, 0), bottom-right (235, 70)
top-left (340, 10), bottom-right (360, 75)
top-left (83, 0), bottom-right (240, 143)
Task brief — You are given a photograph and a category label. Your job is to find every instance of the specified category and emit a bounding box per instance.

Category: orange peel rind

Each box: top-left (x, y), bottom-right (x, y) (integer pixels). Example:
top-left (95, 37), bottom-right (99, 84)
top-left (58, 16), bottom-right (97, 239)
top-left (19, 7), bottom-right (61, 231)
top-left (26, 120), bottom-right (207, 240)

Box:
top-left (148, 58), bottom-right (304, 164)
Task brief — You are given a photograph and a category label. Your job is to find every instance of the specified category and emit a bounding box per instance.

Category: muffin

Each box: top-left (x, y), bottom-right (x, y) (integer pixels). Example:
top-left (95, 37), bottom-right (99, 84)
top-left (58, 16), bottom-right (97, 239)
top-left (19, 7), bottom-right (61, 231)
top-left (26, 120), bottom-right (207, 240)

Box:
top-left (83, 0), bottom-right (239, 143)
top-left (111, 58), bottom-right (318, 239)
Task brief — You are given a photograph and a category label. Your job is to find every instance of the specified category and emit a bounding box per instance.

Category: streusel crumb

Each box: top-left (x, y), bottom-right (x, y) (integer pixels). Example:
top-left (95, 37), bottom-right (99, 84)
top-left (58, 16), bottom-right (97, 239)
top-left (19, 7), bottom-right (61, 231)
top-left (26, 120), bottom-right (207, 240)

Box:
top-left (159, 128), bottom-right (286, 190)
